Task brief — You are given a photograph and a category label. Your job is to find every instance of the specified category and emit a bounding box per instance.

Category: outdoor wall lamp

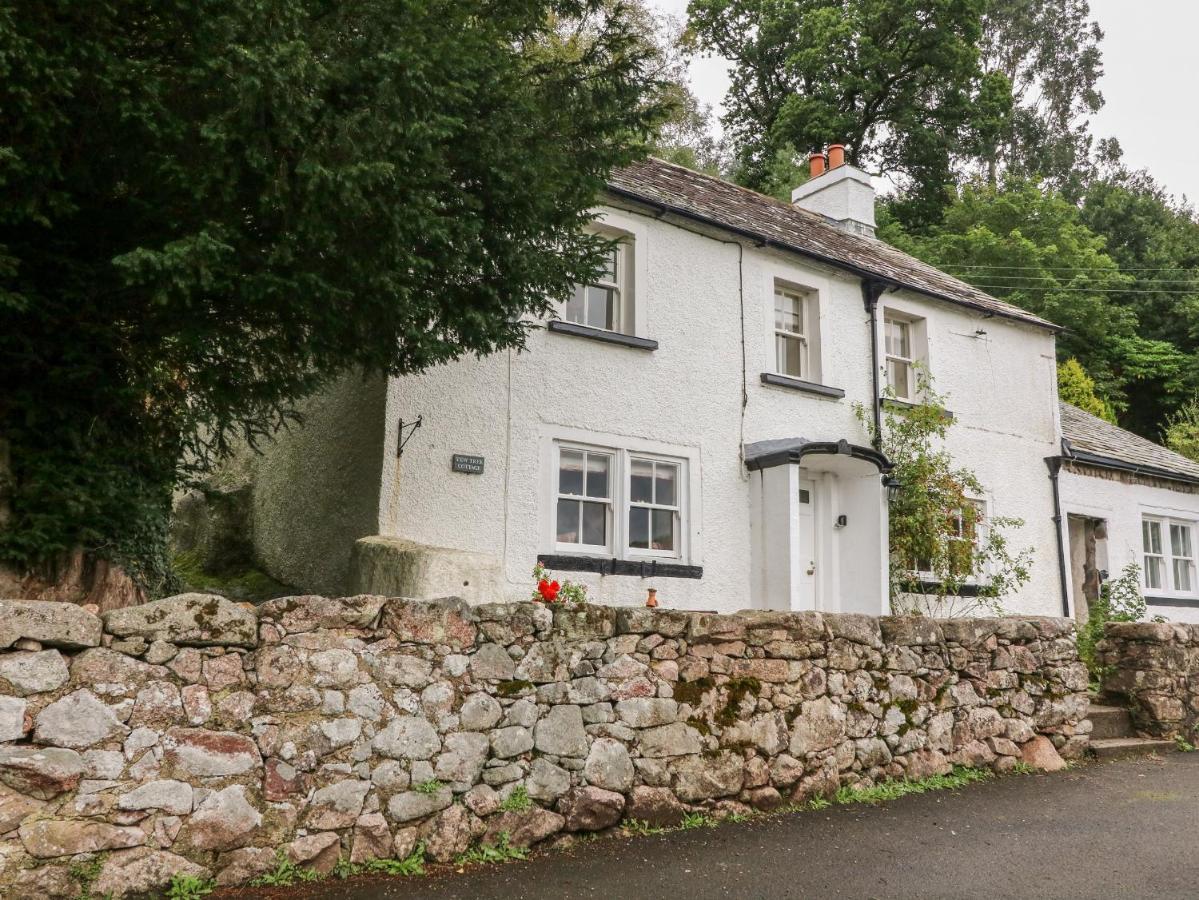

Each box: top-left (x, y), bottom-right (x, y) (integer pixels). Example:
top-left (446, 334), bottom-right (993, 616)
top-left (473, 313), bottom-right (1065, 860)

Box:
top-left (884, 475), bottom-right (902, 503)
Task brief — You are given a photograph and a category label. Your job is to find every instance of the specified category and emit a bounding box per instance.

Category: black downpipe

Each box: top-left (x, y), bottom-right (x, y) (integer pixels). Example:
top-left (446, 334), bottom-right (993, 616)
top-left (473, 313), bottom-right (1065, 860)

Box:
top-left (1045, 456), bottom-right (1072, 617)
top-left (861, 279), bottom-right (887, 449)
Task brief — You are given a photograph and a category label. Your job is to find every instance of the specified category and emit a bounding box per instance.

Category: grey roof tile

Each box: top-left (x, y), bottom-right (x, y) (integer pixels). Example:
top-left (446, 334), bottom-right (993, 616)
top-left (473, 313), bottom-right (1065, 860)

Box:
top-left (607, 157), bottom-right (1057, 330)
top-left (1060, 402), bottom-right (1199, 483)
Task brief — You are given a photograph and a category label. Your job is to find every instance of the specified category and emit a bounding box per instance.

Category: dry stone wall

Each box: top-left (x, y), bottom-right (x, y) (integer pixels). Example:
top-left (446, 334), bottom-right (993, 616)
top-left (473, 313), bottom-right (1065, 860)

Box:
top-left (0, 593), bottom-right (1090, 897)
top-left (1099, 621), bottom-right (1199, 737)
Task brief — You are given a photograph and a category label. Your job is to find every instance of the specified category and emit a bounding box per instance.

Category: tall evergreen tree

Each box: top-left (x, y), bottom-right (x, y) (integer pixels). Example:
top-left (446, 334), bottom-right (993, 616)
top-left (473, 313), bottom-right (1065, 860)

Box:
top-left (0, 0), bottom-right (666, 589)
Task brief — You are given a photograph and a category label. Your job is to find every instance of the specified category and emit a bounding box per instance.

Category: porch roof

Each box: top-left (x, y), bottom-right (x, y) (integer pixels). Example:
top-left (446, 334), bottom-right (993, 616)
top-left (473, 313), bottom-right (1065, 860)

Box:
top-left (1060, 402), bottom-right (1199, 485)
top-left (743, 437), bottom-right (892, 474)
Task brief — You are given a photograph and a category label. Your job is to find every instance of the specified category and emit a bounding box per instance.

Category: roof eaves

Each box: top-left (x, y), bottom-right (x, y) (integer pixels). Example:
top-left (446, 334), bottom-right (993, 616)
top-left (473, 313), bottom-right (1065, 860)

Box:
top-left (602, 183), bottom-right (1061, 334)
top-left (1064, 448), bottom-right (1199, 487)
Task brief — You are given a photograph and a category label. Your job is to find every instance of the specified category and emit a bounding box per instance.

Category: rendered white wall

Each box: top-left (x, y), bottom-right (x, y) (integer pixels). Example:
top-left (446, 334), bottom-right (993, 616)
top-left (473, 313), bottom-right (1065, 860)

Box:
top-left (373, 202), bottom-right (1063, 617)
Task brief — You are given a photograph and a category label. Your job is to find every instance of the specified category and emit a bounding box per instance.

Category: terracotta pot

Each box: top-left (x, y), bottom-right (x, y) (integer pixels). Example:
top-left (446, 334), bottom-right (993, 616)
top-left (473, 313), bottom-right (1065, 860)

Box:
top-left (645, 588), bottom-right (658, 608)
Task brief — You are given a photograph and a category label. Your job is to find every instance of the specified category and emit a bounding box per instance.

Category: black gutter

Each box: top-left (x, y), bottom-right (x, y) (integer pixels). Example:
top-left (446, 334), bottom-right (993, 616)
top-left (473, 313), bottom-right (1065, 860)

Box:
top-left (603, 185), bottom-right (1060, 333)
top-left (744, 438), bottom-right (892, 474)
top-left (861, 279), bottom-right (887, 449)
top-left (1065, 448), bottom-right (1199, 487)
top-left (1044, 456), bottom-right (1072, 618)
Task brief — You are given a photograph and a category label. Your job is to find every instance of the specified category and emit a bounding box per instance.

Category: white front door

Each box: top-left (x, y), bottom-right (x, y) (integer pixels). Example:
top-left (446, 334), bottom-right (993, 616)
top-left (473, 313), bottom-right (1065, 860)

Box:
top-left (798, 478), bottom-right (817, 609)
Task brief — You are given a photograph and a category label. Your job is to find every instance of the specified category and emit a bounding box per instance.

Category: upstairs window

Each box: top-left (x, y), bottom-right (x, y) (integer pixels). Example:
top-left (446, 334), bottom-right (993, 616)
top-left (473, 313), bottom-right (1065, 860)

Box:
top-left (774, 286), bottom-right (810, 379)
top-left (884, 315), bottom-right (915, 400)
top-left (565, 242), bottom-right (625, 333)
top-left (1143, 516), bottom-right (1196, 594)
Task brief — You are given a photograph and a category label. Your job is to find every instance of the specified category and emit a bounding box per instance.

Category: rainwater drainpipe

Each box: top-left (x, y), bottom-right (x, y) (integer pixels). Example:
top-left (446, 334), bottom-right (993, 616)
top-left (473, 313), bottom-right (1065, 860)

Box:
top-left (861, 279), bottom-right (887, 449)
top-left (1045, 456), bottom-right (1072, 617)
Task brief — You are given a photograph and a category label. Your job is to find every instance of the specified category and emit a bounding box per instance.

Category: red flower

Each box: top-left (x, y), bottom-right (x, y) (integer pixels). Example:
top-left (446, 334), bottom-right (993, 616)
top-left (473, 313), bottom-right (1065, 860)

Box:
top-left (537, 578), bottom-right (561, 602)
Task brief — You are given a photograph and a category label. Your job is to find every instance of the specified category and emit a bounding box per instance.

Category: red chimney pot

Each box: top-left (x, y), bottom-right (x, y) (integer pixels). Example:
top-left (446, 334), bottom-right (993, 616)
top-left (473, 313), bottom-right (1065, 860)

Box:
top-left (827, 144), bottom-right (846, 169)
top-left (809, 151), bottom-right (826, 178)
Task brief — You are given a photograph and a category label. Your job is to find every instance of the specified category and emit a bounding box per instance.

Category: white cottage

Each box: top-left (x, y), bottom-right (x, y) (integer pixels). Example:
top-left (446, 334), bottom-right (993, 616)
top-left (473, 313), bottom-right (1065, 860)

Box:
top-left (241, 152), bottom-right (1066, 617)
top-left (1055, 402), bottom-right (1199, 624)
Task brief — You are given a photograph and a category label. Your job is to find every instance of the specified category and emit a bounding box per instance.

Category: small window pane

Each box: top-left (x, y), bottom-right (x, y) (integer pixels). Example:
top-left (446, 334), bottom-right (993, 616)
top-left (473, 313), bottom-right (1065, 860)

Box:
top-left (885, 319), bottom-right (911, 358)
top-left (581, 501), bottom-right (606, 546)
top-left (629, 506), bottom-right (650, 549)
top-left (602, 247), bottom-right (618, 282)
top-left (585, 453), bottom-right (610, 499)
top-left (654, 463), bottom-right (677, 506)
top-left (586, 285), bottom-right (617, 330)
top-left (777, 334), bottom-right (805, 378)
top-left (1145, 556), bottom-right (1163, 590)
top-left (556, 499), bottom-right (579, 543)
top-left (559, 450), bottom-right (584, 495)
top-left (774, 291), bottom-right (802, 334)
top-left (1171, 524), bottom-right (1192, 559)
top-left (887, 358), bottom-right (911, 398)
top-left (1174, 559), bottom-right (1193, 593)
top-left (1144, 520), bottom-right (1162, 555)
top-left (630, 459), bottom-right (653, 503)
top-left (564, 285), bottom-right (585, 324)
top-left (651, 509), bottom-right (675, 551)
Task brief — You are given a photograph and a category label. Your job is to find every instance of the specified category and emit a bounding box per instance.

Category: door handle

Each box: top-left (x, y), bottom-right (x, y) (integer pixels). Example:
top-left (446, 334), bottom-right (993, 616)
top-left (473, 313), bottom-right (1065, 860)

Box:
top-left (806, 562), bottom-right (816, 575)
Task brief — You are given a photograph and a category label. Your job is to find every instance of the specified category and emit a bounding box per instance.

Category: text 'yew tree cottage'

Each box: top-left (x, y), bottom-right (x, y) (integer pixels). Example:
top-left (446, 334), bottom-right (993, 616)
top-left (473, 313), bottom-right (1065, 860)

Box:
top-left (235, 149), bottom-right (1080, 619)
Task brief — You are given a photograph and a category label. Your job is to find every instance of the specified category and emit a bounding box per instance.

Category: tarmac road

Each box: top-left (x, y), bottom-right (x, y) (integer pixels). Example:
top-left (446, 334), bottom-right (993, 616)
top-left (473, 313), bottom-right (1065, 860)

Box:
top-left (216, 752), bottom-right (1199, 900)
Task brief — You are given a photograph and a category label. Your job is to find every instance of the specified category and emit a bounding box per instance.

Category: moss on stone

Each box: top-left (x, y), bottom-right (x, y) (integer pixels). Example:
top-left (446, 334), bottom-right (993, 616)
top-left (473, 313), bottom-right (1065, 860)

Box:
top-left (672, 676), bottom-right (716, 706)
top-left (172, 549), bottom-right (294, 603)
top-left (496, 679), bottom-right (534, 697)
top-left (714, 676), bottom-right (761, 727)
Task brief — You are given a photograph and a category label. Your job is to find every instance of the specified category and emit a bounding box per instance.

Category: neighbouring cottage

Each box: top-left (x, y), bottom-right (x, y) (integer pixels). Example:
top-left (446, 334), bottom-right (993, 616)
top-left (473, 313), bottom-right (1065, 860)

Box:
top-left (1055, 402), bottom-right (1199, 624)
top-left (214, 148), bottom-right (1069, 617)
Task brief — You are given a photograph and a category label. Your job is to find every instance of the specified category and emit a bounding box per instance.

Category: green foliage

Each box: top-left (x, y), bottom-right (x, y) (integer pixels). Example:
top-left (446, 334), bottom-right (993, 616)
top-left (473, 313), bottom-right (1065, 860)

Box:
top-left (500, 785), bottom-right (532, 812)
top-left (69, 854), bottom-right (106, 900)
top-left (1076, 562), bottom-right (1145, 683)
top-left (333, 845), bottom-right (428, 879)
top-left (414, 779), bottom-right (444, 795)
top-left (833, 765), bottom-right (990, 805)
top-left (1164, 399), bottom-right (1199, 464)
top-left (805, 795), bottom-right (831, 811)
top-left (857, 371), bottom-right (1033, 615)
top-left (166, 874), bottom-right (215, 900)
top-left (1010, 761), bottom-right (1034, 775)
top-left (1173, 734), bottom-right (1195, 753)
top-left (0, 0), bottom-right (667, 587)
top-left (250, 850), bottom-right (324, 887)
top-left (689, 0), bottom-right (1001, 223)
top-left (679, 811), bottom-right (716, 829)
top-left (622, 818), bottom-right (668, 835)
top-left (455, 833), bottom-right (529, 866)
top-left (880, 179), bottom-right (1187, 415)
top-left (1058, 359), bottom-right (1116, 424)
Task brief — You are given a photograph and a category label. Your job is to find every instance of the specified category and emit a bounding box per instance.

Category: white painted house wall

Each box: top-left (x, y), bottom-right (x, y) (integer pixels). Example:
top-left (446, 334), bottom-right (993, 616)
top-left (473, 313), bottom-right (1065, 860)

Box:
top-left (368, 199), bottom-right (1064, 616)
top-left (1059, 468), bottom-right (1199, 624)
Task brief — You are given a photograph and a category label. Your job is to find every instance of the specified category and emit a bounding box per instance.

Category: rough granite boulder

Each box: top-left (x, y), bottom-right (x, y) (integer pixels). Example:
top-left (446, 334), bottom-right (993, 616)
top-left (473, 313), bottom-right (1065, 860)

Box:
top-left (19, 819), bottom-right (145, 858)
top-left (0, 746), bottom-right (84, 799)
top-left (0, 600), bottom-right (102, 650)
top-left (34, 690), bottom-right (127, 749)
top-left (91, 848), bottom-right (210, 898)
top-left (103, 594), bottom-right (258, 648)
top-left (559, 786), bottom-right (625, 832)
top-left (0, 650), bottom-right (70, 696)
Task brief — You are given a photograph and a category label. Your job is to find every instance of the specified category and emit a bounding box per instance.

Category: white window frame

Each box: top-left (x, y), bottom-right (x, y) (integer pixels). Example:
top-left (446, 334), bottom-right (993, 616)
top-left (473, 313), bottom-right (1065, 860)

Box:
top-left (565, 240), bottom-right (625, 333)
top-left (544, 432), bottom-right (694, 565)
top-left (626, 456), bottom-right (683, 560)
top-left (1142, 514), bottom-right (1197, 597)
top-left (553, 446), bottom-right (615, 554)
top-left (883, 313), bottom-right (917, 402)
top-left (773, 285), bottom-right (810, 379)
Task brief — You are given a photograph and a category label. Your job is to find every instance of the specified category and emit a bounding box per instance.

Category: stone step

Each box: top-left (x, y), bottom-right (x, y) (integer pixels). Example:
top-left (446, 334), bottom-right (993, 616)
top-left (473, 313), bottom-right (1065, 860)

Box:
top-left (1089, 737), bottom-right (1177, 760)
top-left (1088, 704), bottom-right (1135, 740)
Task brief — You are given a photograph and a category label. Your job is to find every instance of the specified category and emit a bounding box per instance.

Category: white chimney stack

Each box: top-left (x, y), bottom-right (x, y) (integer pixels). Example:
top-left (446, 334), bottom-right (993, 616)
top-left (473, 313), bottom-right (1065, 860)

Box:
top-left (791, 144), bottom-right (876, 238)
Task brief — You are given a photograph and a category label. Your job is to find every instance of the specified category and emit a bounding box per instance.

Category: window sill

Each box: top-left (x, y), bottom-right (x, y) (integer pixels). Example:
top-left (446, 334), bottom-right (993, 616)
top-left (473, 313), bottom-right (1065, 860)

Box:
top-left (901, 579), bottom-right (982, 597)
top-left (881, 397), bottom-right (955, 420)
top-left (760, 373), bottom-right (845, 399)
top-left (547, 320), bottom-right (658, 351)
top-left (1146, 595), bottom-right (1199, 608)
top-left (537, 554), bottom-right (702, 579)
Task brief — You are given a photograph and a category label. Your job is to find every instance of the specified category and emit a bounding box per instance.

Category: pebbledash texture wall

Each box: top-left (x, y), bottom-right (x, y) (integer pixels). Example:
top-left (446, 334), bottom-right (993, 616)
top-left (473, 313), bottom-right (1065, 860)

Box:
top-left (0, 594), bottom-right (1092, 898)
top-left (1099, 621), bottom-right (1199, 737)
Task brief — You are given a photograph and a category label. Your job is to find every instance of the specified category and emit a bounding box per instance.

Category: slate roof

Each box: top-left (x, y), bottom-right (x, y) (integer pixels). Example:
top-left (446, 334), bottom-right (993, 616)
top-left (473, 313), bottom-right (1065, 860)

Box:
top-left (606, 157), bottom-right (1057, 330)
top-left (1060, 402), bottom-right (1199, 483)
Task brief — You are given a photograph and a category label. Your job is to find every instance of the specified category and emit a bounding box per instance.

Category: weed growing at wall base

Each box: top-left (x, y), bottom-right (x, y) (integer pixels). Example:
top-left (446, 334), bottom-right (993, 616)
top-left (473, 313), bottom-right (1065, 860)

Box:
top-left (166, 873), bottom-right (215, 900)
top-left (833, 766), bottom-right (991, 805)
top-left (455, 833), bottom-right (528, 867)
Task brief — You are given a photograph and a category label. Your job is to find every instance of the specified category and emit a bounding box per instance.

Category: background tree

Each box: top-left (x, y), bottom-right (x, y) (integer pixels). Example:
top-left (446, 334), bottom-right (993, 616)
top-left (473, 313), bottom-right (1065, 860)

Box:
top-left (879, 179), bottom-right (1187, 415)
top-left (974, 0), bottom-right (1104, 194)
top-left (1164, 400), bottom-right (1199, 465)
top-left (0, 0), bottom-right (666, 595)
top-left (1057, 359), bottom-right (1116, 424)
top-left (687, 0), bottom-right (1010, 224)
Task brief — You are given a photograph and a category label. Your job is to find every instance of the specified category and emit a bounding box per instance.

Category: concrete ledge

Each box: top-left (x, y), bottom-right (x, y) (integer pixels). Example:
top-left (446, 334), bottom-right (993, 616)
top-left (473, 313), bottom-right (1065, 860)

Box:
top-left (349, 535), bottom-right (504, 605)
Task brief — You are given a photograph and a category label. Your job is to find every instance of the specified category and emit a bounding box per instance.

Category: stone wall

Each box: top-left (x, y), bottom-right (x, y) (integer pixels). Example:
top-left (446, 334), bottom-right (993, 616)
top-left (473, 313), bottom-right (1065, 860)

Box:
top-left (0, 594), bottom-right (1090, 898)
top-left (1099, 621), bottom-right (1199, 737)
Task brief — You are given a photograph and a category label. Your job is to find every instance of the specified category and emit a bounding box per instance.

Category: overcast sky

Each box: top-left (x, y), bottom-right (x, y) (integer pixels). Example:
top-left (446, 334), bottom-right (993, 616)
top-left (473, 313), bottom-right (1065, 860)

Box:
top-left (648, 0), bottom-right (1199, 204)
